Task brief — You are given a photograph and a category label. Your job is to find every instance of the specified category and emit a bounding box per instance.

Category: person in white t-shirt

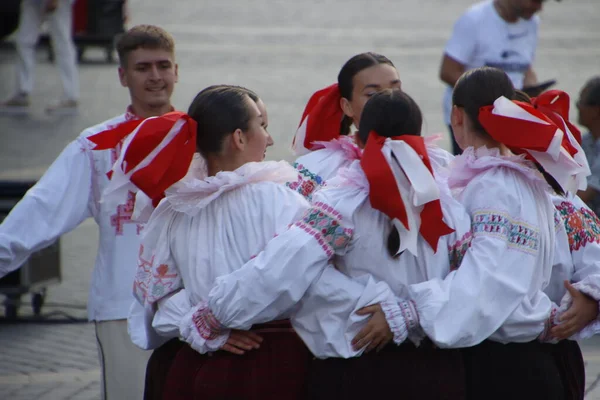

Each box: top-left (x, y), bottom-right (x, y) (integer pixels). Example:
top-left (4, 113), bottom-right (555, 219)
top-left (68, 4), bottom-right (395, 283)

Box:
top-left (439, 0), bottom-right (558, 155)
top-left (0, 25), bottom-right (178, 400)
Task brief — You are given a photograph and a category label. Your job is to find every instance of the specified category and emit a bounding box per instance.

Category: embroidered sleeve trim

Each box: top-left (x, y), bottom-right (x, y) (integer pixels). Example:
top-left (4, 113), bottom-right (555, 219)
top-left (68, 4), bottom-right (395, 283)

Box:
top-left (293, 202), bottom-right (353, 257)
top-left (380, 300), bottom-right (408, 345)
top-left (539, 306), bottom-right (559, 343)
top-left (192, 302), bottom-right (226, 340)
top-left (286, 162), bottom-right (325, 200)
top-left (133, 244), bottom-right (183, 305)
top-left (555, 201), bottom-right (600, 252)
top-left (448, 231), bottom-right (473, 271)
top-left (471, 210), bottom-right (539, 254)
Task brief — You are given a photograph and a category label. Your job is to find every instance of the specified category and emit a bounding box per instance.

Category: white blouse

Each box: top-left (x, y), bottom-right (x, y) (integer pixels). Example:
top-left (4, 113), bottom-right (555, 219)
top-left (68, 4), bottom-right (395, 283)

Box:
top-left (407, 146), bottom-right (558, 347)
top-left (292, 144), bottom-right (473, 350)
top-left (197, 142), bottom-right (473, 356)
top-left (286, 136), bottom-right (361, 199)
top-left (128, 160), bottom-right (397, 358)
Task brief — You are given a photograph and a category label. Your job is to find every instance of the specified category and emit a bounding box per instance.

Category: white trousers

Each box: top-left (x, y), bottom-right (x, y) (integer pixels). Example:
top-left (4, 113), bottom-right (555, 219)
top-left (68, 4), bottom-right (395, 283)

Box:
top-left (15, 0), bottom-right (79, 100)
top-left (95, 319), bottom-right (151, 400)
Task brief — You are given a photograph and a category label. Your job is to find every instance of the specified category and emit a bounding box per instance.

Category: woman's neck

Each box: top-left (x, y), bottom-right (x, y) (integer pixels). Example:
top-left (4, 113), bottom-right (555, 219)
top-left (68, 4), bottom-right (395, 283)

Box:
top-left (205, 154), bottom-right (244, 177)
top-left (470, 135), bottom-right (512, 156)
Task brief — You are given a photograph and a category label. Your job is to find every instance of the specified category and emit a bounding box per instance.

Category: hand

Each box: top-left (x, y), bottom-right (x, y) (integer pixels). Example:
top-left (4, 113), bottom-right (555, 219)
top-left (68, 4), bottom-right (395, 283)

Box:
top-left (45, 0), bottom-right (58, 13)
top-left (352, 304), bottom-right (393, 353)
top-left (220, 330), bottom-right (263, 355)
top-left (551, 281), bottom-right (599, 340)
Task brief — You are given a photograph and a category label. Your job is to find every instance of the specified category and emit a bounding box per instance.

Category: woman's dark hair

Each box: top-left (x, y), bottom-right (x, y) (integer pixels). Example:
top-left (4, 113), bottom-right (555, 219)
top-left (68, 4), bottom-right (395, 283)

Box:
top-left (187, 85), bottom-right (259, 157)
top-left (514, 89), bottom-right (532, 104)
top-left (358, 89), bottom-right (422, 142)
top-left (452, 67), bottom-right (515, 137)
top-left (582, 76), bottom-right (600, 107)
top-left (358, 89), bottom-right (423, 257)
top-left (338, 52), bottom-right (395, 136)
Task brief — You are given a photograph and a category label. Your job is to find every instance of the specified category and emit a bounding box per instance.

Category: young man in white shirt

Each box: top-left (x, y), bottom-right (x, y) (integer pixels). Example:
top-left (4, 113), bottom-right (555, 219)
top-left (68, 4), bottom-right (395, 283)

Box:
top-left (439, 0), bottom-right (557, 154)
top-left (0, 24), bottom-right (178, 400)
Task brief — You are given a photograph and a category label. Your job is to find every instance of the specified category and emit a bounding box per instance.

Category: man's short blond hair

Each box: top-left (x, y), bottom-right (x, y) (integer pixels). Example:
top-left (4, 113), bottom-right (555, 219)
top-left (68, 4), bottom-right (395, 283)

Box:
top-left (116, 25), bottom-right (175, 67)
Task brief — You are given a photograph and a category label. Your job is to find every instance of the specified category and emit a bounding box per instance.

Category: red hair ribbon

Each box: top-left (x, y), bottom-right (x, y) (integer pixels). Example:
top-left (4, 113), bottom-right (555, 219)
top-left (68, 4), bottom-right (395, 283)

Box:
top-left (292, 83), bottom-right (344, 155)
top-left (90, 111), bottom-right (197, 206)
top-left (361, 131), bottom-right (454, 252)
top-left (479, 96), bottom-right (589, 192)
top-left (479, 99), bottom-right (561, 153)
top-left (532, 90), bottom-right (582, 147)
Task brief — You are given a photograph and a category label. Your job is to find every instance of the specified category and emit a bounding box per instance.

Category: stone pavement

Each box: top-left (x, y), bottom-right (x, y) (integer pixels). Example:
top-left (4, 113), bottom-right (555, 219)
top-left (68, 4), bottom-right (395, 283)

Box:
top-left (0, 0), bottom-right (599, 398)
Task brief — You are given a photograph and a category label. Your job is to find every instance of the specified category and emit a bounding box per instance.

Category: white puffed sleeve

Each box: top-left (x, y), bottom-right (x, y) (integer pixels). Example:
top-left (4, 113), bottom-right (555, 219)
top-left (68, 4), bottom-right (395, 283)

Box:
top-left (554, 195), bottom-right (600, 339)
top-left (206, 187), bottom-right (356, 330)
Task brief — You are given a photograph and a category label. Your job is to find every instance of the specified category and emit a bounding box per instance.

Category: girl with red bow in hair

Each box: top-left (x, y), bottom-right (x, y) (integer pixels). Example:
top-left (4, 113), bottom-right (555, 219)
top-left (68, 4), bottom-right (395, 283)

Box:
top-left (184, 88), bottom-right (473, 398)
top-left (287, 52), bottom-right (401, 199)
top-left (517, 89), bottom-right (600, 400)
top-left (394, 67), bottom-right (595, 400)
top-left (297, 88), bottom-right (474, 399)
top-left (93, 85), bottom-right (401, 399)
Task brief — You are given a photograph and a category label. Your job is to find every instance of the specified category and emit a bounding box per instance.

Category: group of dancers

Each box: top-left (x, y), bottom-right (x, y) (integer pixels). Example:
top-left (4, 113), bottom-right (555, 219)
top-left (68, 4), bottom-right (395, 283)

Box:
top-left (88, 50), bottom-right (600, 400)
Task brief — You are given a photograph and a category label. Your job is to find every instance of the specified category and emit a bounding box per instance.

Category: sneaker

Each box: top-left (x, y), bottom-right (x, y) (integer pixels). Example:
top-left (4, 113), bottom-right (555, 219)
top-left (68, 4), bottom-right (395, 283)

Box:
top-left (46, 99), bottom-right (78, 115)
top-left (0, 93), bottom-right (30, 114)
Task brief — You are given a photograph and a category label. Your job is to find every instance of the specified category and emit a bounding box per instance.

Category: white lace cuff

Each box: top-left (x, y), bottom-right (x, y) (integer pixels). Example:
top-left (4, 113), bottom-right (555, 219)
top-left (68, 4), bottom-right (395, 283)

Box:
top-left (380, 299), bottom-right (419, 345)
top-left (538, 305), bottom-right (559, 343)
top-left (179, 301), bottom-right (230, 354)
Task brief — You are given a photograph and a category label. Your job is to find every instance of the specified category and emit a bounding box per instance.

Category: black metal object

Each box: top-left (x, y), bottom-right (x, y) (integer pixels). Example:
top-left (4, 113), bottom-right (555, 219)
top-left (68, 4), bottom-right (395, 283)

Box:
top-left (0, 0), bottom-right (21, 42)
top-left (0, 181), bottom-right (61, 319)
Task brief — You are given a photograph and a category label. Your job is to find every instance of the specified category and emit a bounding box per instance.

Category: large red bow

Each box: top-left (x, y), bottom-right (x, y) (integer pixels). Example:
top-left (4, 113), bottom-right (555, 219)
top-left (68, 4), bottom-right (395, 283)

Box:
top-left (293, 83), bottom-right (344, 151)
top-left (361, 131), bottom-right (454, 251)
top-left (90, 111), bottom-right (197, 205)
top-left (532, 90), bottom-right (582, 149)
top-left (479, 101), bottom-right (560, 153)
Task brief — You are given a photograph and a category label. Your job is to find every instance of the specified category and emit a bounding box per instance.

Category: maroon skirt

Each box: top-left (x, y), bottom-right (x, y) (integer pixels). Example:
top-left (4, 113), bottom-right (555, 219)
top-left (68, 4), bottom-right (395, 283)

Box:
top-left (542, 340), bottom-right (585, 400)
top-left (463, 340), bottom-right (565, 400)
top-left (306, 339), bottom-right (466, 400)
top-left (144, 338), bottom-right (185, 400)
top-left (162, 320), bottom-right (310, 400)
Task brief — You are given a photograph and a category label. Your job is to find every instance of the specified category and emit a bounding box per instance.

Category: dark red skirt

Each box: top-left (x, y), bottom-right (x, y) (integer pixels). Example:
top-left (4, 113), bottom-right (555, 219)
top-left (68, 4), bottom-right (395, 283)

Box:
top-left (542, 340), bottom-right (585, 400)
top-left (306, 339), bottom-right (466, 400)
top-left (144, 338), bottom-right (185, 400)
top-left (463, 340), bottom-right (565, 400)
top-left (162, 320), bottom-right (310, 400)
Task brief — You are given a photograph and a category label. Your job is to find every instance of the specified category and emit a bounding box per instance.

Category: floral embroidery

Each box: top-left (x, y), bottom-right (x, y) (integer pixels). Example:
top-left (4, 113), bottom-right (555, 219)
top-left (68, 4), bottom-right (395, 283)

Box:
top-left (110, 190), bottom-right (139, 235)
top-left (192, 302), bottom-right (225, 340)
top-left (554, 209), bottom-right (563, 232)
top-left (448, 231), bottom-right (473, 271)
top-left (133, 244), bottom-right (182, 305)
top-left (286, 163), bottom-right (324, 200)
top-left (471, 210), bottom-right (539, 254)
top-left (555, 201), bottom-right (600, 252)
top-left (294, 202), bottom-right (352, 257)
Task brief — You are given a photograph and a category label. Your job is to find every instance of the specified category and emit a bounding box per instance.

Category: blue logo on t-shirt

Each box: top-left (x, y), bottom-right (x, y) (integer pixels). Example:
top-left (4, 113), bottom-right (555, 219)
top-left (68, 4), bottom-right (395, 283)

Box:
top-left (501, 50), bottom-right (521, 59)
top-left (485, 60), bottom-right (530, 73)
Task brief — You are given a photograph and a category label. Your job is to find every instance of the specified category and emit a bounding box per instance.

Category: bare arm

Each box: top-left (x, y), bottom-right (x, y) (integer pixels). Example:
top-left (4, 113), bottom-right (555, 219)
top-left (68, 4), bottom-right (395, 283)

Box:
top-left (439, 54), bottom-right (466, 87)
top-left (523, 66), bottom-right (538, 87)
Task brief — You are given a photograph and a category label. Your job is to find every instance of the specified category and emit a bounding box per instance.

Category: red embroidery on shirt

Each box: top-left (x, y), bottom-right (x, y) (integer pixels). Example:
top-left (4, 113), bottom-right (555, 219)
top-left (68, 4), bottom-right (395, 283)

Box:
top-left (111, 191), bottom-right (137, 235)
